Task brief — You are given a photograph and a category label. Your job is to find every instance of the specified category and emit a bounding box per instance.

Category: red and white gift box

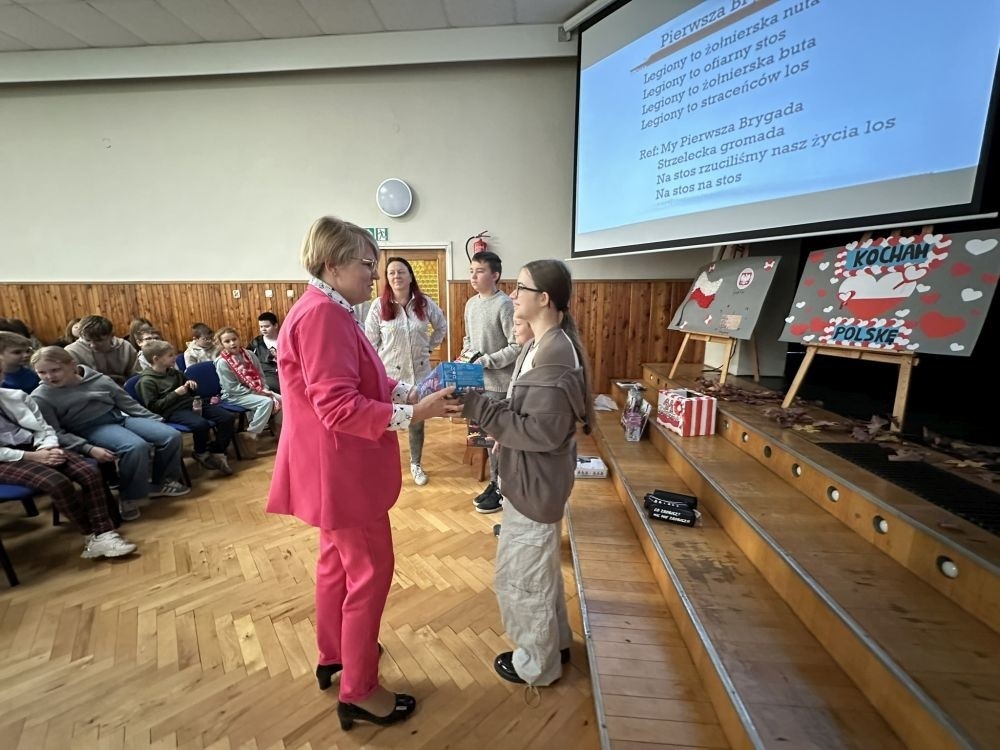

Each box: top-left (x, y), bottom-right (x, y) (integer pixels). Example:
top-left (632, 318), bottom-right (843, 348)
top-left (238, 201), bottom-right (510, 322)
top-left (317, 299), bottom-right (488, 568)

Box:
top-left (656, 389), bottom-right (717, 437)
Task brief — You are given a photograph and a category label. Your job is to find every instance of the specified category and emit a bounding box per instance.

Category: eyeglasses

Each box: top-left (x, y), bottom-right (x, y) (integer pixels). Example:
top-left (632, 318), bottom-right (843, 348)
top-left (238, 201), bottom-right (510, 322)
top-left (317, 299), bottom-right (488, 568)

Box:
top-left (354, 257), bottom-right (378, 271)
top-left (514, 282), bottom-right (543, 295)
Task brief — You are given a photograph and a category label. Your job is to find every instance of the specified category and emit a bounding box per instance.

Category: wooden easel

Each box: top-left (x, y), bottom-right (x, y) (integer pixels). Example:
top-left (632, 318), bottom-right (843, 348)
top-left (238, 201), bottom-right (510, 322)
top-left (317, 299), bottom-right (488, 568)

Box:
top-left (781, 346), bottom-right (918, 432)
top-left (781, 225), bottom-right (932, 432)
top-left (669, 332), bottom-right (759, 386)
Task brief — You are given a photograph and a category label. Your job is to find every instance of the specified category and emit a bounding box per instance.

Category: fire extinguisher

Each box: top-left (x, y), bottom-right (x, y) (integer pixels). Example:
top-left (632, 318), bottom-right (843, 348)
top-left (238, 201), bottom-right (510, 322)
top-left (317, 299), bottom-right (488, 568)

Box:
top-left (465, 231), bottom-right (490, 261)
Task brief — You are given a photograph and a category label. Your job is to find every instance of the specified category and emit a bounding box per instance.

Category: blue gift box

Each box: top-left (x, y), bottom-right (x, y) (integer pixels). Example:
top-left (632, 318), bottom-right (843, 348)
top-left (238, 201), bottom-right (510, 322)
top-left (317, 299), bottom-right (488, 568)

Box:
top-left (415, 362), bottom-right (484, 400)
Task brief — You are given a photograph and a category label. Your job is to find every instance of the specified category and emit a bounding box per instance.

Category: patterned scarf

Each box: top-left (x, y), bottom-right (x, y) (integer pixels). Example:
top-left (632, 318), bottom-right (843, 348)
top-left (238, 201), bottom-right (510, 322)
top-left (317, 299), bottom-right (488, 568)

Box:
top-left (309, 276), bottom-right (362, 326)
top-left (220, 348), bottom-right (265, 392)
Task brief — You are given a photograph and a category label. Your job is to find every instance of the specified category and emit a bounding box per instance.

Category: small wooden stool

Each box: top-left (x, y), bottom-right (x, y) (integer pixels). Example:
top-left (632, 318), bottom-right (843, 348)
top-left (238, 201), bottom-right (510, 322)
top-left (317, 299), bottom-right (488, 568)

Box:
top-left (463, 445), bottom-right (489, 481)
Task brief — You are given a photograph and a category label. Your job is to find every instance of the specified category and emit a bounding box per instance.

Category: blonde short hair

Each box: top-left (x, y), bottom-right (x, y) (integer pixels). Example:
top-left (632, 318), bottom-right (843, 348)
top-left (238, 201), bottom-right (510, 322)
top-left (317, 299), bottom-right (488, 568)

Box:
top-left (30, 345), bottom-right (75, 368)
top-left (300, 216), bottom-right (377, 279)
top-left (142, 339), bottom-right (173, 360)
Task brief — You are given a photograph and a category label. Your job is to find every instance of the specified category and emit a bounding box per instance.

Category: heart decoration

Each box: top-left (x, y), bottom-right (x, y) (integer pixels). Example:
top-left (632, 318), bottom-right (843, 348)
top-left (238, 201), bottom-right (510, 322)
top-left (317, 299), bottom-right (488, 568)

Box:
top-left (823, 306), bottom-right (833, 313)
top-left (830, 277), bottom-right (839, 284)
top-left (785, 315), bottom-right (795, 323)
top-left (803, 335), bottom-right (815, 342)
top-left (907, 343), bottom-right (920, 350)
top-left (922, 292), bottom-right (940, 305)
top-left (961, 288), bottom-right (983, 302)
top-left (795, 301), bottom-right (806, 308)
top-left (951, 262), bottom-right (972, 277)
top-left (983, 273), bottom-right (999, 284)
top-left (791, 323), bottom-right (808, 336)
top-left (819, 261), bottom-right (830, 270)
top-left (918, 310), bottom-right (966, 338)
top-left (917, 284), bottom-right (931, 292)
top-left (895, 309), bottom-right (910, 317)
top-left (965, 238), bottom-right (998, 255)
top-left (804, 278), bottom-right (815, 287)
top-left (950, 343), bottom-right (965, 352)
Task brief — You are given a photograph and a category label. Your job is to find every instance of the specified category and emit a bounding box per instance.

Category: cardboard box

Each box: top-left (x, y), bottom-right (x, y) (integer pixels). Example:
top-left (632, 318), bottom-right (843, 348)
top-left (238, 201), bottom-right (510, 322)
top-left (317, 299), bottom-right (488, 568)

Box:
top-left (656, 389), bottom-right (717, 437)
top-left (416, 362), bottom-right (484, 400)
top-left (575, 455), bottom-right (608, 479)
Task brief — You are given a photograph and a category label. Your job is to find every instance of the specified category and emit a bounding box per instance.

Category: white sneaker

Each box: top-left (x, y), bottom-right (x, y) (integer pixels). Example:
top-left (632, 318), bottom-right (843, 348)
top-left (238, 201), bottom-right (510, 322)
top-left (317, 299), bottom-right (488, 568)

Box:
top-left (150, 480), bottom-right (191, 498)
top-left (82, 531), bottom-right (137, 559)
top-left (410, 463), bottom-right (428, 486)
top-left (118, 499), bottom-right (141, 521)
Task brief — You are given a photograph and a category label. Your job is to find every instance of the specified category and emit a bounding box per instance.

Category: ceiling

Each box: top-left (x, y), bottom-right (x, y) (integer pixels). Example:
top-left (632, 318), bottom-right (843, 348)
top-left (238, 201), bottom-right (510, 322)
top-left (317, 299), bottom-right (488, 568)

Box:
top-left (0, 0), bottom-right (591, 53)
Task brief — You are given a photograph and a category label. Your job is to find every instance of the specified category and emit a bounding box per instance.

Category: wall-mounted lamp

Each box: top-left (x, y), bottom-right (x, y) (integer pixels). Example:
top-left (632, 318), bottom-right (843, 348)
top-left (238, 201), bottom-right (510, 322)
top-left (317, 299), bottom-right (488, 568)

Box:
top-left (376, 178), bottom-right (413, 218)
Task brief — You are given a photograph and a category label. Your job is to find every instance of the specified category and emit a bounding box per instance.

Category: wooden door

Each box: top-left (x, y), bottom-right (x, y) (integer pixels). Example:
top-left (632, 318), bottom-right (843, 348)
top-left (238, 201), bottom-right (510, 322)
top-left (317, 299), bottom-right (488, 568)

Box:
top-left (373, 247), bottom-right (449, 367)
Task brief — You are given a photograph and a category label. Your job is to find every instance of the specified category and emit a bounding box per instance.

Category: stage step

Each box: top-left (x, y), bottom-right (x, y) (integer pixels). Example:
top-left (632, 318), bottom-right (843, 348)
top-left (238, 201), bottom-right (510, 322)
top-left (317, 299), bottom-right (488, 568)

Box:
top-left (638, 363), bottom-right (1000, 633)
top-left (591, 411), bottom-right (907, 749)
top-left (566, 473), bottom-right (730, 749)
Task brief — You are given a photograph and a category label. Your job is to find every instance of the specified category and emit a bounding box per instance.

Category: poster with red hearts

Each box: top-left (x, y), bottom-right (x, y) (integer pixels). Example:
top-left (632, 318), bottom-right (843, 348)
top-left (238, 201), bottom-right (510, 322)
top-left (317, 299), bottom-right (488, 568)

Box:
top-left (780, 230), bottom-right (999, 355)
top-left (668, 256), bottom-right (781, 340)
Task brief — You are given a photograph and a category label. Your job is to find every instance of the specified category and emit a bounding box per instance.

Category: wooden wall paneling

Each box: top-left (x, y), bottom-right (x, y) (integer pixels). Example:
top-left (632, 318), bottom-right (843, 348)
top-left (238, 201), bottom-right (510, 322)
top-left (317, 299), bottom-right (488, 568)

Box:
top-left (1, 279), bottom-right (696, 390)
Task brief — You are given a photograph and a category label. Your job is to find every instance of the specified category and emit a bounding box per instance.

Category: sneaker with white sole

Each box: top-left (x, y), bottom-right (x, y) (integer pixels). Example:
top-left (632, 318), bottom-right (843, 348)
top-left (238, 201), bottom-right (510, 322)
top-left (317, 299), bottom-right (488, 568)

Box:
top-left (212, 453), bottom-right (233, 476)
top-left (150, 480), bottom-right (191, 498)
top-left (118, 499), bottom-right (141, 521)
top-left (410, 463), bottom-right (428, 486)
top-left (193, 452), bottom-right (215, 470)
top-left (82, 531), bottom-right (137, 559)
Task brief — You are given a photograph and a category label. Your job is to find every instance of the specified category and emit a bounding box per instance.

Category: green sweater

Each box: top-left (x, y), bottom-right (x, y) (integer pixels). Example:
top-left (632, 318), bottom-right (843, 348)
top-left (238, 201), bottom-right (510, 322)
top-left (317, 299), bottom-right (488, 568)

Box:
top-left (137, 367), bottom-right (194, 417)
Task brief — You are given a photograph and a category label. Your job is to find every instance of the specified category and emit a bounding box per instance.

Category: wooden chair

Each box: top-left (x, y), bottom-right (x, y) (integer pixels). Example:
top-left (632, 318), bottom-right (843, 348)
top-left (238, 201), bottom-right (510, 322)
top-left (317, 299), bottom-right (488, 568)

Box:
top-left (462, 446), bottom-right (489, 481)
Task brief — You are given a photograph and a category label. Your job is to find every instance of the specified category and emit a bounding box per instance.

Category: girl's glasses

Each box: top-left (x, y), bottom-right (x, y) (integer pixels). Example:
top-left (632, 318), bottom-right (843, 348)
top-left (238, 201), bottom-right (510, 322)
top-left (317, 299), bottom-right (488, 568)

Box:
top-left (514, 282), bottom-right (543, 294)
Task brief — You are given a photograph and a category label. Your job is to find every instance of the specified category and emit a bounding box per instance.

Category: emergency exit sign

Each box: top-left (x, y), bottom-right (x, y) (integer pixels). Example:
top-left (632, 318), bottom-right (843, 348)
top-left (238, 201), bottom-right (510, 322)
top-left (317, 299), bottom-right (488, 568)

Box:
top-left (366, 227), bottom-right (389, 241)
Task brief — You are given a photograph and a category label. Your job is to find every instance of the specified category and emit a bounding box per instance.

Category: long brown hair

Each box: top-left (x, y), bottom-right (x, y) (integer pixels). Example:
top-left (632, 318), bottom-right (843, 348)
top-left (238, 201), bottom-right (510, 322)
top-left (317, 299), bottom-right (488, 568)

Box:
top-left (380, 256), bottom-right (428, 321)
top-left (522, 259), bottom-right (595, 435)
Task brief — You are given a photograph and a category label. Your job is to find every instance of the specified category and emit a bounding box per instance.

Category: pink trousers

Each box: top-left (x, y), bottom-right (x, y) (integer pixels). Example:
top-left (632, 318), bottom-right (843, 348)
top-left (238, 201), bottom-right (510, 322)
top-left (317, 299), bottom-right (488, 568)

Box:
top-left (316, 514), bottom-right (395, 703)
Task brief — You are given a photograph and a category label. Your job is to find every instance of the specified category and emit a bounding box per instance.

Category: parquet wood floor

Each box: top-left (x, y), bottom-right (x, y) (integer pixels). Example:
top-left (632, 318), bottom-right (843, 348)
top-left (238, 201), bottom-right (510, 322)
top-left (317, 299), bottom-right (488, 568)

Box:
top-left (0, 421), bottom-right (600, 750)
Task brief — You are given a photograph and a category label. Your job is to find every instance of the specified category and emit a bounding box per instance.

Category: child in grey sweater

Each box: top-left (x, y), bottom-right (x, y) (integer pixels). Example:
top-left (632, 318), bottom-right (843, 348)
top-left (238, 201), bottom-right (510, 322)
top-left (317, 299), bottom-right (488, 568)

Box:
top-left (30, 346), bottom-right (190, 520)
top-left (464, 251), bottom-right (520, 511)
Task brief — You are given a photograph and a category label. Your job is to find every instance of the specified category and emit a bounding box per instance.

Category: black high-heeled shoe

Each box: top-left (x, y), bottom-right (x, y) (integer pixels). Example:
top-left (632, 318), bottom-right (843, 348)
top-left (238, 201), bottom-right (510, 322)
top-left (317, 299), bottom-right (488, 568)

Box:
top-left (337, 693), bottom-right (416, 730)
top-left (316, 663), bottom-right (342, 690)
top-left (316, 643), bottom-right (385, 690)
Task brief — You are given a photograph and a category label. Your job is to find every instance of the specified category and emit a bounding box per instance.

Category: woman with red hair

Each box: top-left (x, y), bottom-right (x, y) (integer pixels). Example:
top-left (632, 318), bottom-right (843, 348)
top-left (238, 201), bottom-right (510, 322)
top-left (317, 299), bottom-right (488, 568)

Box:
top-left (364, 257), bottom-right (447, 486)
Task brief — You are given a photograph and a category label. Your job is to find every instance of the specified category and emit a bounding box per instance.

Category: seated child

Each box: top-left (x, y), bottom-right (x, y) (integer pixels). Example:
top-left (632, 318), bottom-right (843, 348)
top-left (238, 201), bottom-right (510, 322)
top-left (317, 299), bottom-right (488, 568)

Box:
top-left (30, 346), bottom-right (190, 521)
top-left (65, 315), bottom-right (139, 385)
top-left (184, 323), bottom-right (219, 368)
top-left (133, 327), bottom-right (163, 371)
top-left (0, 332), bottom-right (40, 393)
top-left (248, 312), bottom-right (280, 393)
top-left (0, 388), bottom-right (137, 559)
top-left (214, 327), bottom-right (280, 448)
top-left (126, 317), bottom-right (154, 349)
top-left (0, 318), bottom-right (44, 350)
top-left (138, 340), bottom-right (236, 476)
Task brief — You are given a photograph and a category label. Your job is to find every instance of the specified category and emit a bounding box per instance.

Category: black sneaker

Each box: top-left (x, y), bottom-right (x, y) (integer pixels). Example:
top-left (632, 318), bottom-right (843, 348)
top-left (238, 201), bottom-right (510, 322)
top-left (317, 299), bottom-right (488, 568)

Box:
top-left (476, 486), bottom-right (503, 514)
top-left (474, 481), bottom-right (497, 506)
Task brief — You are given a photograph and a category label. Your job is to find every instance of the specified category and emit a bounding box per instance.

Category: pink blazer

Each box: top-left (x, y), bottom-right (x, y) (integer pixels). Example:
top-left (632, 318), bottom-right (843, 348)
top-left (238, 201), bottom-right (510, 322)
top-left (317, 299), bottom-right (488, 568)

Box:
top-left (266, 285), bottom-right (401, 530)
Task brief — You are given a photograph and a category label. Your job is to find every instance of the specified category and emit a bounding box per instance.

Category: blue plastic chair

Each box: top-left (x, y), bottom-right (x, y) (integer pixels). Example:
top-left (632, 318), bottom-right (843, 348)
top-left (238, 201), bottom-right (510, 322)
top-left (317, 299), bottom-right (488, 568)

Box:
top-left (175, 353), bottom-right (187, 372)
top-left (123, 375), bottom-right (193, 485)
top-left (184, 362), bottom-right (250, 417)
top-left (184, 362), bottom-right (252, 456)
top-left (0, 483), bottom-right (39, 517)
top-left (0, 535), bottom-right (17, 586)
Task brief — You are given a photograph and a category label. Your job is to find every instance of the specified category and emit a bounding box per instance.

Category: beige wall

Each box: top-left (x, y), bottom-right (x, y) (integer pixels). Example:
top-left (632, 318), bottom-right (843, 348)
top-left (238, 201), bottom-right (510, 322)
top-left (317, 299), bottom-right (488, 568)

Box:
top-left (1, 58), bottom-right (711, 282)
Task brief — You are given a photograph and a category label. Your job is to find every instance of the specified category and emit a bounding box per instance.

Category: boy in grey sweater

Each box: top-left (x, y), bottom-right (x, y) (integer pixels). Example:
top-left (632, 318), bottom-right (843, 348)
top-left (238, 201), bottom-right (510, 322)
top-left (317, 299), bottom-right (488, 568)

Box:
top-left (463, 251), bottom-right (520, 512)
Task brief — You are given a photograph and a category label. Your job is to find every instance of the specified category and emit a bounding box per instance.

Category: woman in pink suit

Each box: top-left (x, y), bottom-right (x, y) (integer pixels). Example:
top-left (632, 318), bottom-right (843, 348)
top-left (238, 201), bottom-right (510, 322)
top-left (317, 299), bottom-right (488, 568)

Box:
top-left (267, 216), bottom-right (459, 730)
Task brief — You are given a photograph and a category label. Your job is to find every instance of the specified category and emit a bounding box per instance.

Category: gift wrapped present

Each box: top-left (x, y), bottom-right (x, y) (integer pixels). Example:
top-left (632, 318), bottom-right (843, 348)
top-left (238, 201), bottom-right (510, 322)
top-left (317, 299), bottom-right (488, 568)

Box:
top-left (656, 389), bottom-right (717, 437)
